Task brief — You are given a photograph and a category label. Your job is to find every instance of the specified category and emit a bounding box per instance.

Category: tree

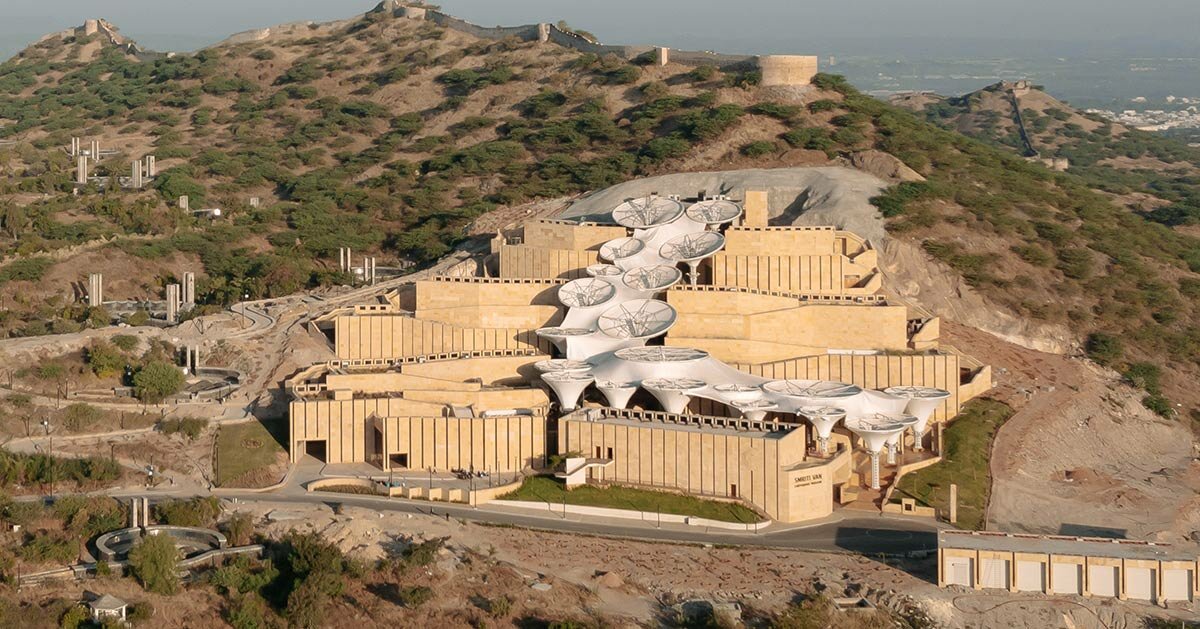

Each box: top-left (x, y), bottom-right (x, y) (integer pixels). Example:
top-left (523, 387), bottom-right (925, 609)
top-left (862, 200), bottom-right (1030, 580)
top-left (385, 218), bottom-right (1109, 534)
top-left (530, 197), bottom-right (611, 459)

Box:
top-left (226, 592), bottom-right (272, 629)
top-left (132, 361), bottom-right (185, 403)
top-left (128, 532), bottom-right (180, 594)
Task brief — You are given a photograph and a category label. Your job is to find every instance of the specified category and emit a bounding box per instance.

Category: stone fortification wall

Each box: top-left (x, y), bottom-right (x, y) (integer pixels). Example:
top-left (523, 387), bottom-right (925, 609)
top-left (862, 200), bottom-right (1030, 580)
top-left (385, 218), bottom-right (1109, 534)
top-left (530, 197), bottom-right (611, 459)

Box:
top-left (392, 4), bottom-right (805, 79)
top-left (426, 11), bottom-right (544, 42)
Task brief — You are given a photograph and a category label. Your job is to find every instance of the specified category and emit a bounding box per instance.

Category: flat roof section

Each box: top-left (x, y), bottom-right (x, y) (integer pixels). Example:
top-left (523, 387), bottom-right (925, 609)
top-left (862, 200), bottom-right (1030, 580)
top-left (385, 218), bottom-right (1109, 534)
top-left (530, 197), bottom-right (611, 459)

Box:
top-left (939, 530), bottom-right (1197, 562)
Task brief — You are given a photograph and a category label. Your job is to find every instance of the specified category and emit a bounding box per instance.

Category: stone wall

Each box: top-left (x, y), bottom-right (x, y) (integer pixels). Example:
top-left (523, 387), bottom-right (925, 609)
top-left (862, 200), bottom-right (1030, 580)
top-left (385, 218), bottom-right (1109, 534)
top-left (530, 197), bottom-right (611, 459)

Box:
top-left (399, 5), bottom-right (810, 81)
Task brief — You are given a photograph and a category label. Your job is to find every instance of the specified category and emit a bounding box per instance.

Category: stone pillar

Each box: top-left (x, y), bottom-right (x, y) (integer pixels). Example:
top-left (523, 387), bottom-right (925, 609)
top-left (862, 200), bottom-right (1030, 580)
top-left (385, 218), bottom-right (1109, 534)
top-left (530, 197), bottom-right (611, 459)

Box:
top-left (192, 346), bottom-right (201, 372)
top-left (656, 47), bottom-right (669, 66)
top-left (178, 195), bottom-right (189, 211)
top-left (743, 190), bottom-right (768, 227)
top-left (949, 483), bottom-right (958, 524)
top-left (131, 160), bottom-right (143, 189)
top-left (70, 137), bottom-right (79, 157)
top-left (89, 140), bottom-right (100, 163)
top-left (142, 497), bottom-right (150, 526)
top-left (76, 154), bottom-right (88, 185)
top-left (537, 23), bottom-right (551, 43)
top-left (88, 273), bottom-right (103, 307)
top-left (166, 284), bottom-right (180, 323)
top-left (145, 155), bottom-right (156, 177)
top-left (130, 497), bottom-right (139, 528)
top-left (182, 272), bottom-right (195, 306)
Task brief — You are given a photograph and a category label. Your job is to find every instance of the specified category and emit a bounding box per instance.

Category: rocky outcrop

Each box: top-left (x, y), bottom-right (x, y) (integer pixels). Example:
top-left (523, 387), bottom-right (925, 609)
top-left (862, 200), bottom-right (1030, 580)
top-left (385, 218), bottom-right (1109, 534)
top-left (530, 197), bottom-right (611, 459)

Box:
top-left (844, 150), bottom-right (925, 183)
top-left (879, 238), bottom-right (1074, 354)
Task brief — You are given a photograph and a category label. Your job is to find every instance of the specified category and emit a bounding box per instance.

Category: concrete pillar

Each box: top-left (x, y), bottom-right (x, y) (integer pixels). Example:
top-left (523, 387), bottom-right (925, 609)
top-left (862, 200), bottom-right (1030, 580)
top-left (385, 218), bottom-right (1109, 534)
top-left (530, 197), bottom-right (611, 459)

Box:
top-left (70, 137), bottom-right (79, 157)
top-left (142, 497), bottom-right (150, 526)
top-left (76, 154), bottom-right (88, 185)
top-left (192, 346), bottom-right (201, 372)
top-left (537, 23), bottom-right (551, 43)
top-left (88, 273), bottom-right (103, 307)
top-left (869, 452), bottom-right (881, 490)
top-left (743, 190), bottom-right (768, 227)
top-left (656, 47), bottom-right (669, 66)
top-left (145, 155), bottom-right (156, 177)
top-left (178, 195), bottom-right (189, 211)
top-left (89, 140), bottom-right (100, 163)
top-left (182, 272), bottom-right (195, 306)
top-left (166, 284), bottom-right (180, 323)
top-left (131, 160), bottom-right (143, 189)
top-left (130, 497), bottom-right (139, 528)
top-left (949, 483), bottom-right (958, 524)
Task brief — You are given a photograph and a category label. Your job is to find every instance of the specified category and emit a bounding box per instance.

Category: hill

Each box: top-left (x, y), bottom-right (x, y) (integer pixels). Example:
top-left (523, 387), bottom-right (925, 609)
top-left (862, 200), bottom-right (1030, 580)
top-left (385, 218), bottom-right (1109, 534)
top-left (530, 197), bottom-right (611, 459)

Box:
top-left (896, 80), bottom-right (1200, 230)
top-left (0, 7), bottom-right (1199, 420)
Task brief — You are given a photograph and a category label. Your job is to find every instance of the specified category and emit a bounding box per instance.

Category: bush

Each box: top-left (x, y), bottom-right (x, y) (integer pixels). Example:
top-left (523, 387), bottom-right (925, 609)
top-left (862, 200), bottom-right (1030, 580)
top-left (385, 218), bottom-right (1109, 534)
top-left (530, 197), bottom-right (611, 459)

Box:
top-left (20, 532), bottom-right (76, 564)
top-left (1143, 394), bottom-right (1173, 418)
top-left (740, 141), bottom-right (777, 157)
top-left (397, 585), bottom-right (433, 608)
top-left (488, 596), bottom-right (512, 618)
top-left (154, 496), bottom-right (221, 527)
top-left (223, 512), bottom-right (255, 546)
top-left (132, 361), bottom-right (185, 403)
top-left (160, 416), bottom-right (207, 440)
top-left (1085, 332), bottom-right (1123, 365)
top-left (808, 99), bottom-right (839, 113)
top-left (128, 532), bottom-right (180, 594)
top-left (86, 341), bottom-right (126, 378)
top-left (59, 605), bottom-right (89, 629)
top-left (62, 403), bottom-right (103, 432)
top-left (1124, 362), bottom-right (1162, 393)
top-left (111, 334), bottom-right (139, 352)
top-left (687, 65), bottom-right (717, 82)
top-left (780, 127), bottom-right (833, 153)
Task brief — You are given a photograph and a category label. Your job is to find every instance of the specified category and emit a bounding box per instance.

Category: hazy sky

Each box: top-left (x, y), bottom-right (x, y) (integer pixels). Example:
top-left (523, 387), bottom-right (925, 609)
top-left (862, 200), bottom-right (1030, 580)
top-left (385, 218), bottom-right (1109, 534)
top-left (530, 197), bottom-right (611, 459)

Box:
top-left (3, 0), bottom-right (1199, 61)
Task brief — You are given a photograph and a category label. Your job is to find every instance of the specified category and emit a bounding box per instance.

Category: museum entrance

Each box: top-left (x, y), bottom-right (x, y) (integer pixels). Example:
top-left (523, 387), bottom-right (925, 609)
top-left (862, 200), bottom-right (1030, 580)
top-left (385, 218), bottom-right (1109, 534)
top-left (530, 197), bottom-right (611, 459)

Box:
top-left (303, 440), bottom-right (327, 463)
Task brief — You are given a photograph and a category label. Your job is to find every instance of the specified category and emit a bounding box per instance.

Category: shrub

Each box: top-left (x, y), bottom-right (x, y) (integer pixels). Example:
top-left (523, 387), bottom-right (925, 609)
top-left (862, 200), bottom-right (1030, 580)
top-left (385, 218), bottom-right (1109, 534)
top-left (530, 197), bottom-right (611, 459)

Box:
top-left (20, 532), bottom-right (77, 564)
top-left (132, 361), bottom-right (185, 403)
top-left (160, 417), bottom-right (207, 440)
top-left (604, 65), bottom-right (640, 85)
top-left (223, 512), bottom-right (255, 547)
top-left (740, 141), bottom-right (777, 157)
top-left (1124, 362), bottom-right (1163, 393)
top-left (1143, 394), bottom-right (1173, 418)
top-left (62, 403), bottom-right (103, 432)
top-left (808, 99), bottom-right (838, 113)
top-left (154, 496), bottom-right (221, 527)
top-left (780, 127), bottom-right (833, 153)
top-left (86, 341), bottom-right (126, 378)
top-left (1085, 332), bottom-right (1123, 365)
top-left (398, 585), bottom-right (433, 608)
top-left (750, 102), bottom-right (804, 121)
top-left (687, 65), bottom-right (717, 82)
top-left (111, 334), bottom-right (139, 352)
top-left (128, 532), bottom-right (180, 594)
top-left (488, 596), bottom-right (512, 618)
top-left (59, 605), bottom-right (89, 629)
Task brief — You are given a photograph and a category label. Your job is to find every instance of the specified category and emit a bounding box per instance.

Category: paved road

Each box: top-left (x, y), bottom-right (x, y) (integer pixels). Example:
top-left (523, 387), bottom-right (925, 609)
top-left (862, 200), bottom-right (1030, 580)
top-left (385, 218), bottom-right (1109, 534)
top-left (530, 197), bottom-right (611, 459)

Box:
top-left (233, 491), bottom-right (940, 555)
top-left (76, 483), bottom-right (935, 555)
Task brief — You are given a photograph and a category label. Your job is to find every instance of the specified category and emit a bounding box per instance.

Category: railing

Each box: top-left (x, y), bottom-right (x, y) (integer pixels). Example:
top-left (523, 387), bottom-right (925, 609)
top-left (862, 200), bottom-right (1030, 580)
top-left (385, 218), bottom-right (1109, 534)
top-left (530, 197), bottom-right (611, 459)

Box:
top-left (670, 284), bottom-right (887, 304)
top-left (430, 276), bottom-right (566, 285)
top-left (568, 406), bottom-right (798, 434)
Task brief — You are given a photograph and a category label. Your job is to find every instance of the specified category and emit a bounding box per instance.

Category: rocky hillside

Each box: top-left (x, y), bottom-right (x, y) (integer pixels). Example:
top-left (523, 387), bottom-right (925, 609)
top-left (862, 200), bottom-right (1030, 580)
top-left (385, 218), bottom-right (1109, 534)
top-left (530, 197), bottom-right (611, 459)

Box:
top-left (896, 81), bottom-right (1200, 229)
top-left (1, 9), bottom-right (1200, 419)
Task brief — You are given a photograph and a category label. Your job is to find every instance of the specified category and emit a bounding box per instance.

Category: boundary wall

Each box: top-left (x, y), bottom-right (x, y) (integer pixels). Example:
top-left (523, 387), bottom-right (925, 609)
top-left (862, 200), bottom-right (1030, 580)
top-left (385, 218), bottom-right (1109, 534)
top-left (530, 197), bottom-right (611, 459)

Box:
top-left (390, 5), bottom-right (815, 82)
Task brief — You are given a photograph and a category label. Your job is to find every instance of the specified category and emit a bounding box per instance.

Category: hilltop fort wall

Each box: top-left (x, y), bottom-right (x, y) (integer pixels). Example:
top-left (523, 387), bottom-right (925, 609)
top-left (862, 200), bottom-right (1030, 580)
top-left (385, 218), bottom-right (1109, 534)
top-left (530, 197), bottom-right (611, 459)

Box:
top-left (380, 2), bottom-right (815, 84)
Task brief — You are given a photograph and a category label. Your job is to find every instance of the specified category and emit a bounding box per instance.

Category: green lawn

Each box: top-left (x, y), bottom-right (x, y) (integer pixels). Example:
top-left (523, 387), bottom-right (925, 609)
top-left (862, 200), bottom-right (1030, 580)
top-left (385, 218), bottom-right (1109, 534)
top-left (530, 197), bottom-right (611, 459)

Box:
top-left (498, 476), bottom-right (764, 523)
top-left (893, 398), bottom-right (1014, 530)
top-left (215, 418), bottom-right (287, 487)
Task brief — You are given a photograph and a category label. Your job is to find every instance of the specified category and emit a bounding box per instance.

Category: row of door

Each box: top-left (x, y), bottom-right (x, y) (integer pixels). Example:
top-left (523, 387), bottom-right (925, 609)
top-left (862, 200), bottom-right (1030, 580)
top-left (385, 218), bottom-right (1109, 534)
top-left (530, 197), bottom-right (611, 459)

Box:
top-left (943, 556), bottom-right (1192, 602)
